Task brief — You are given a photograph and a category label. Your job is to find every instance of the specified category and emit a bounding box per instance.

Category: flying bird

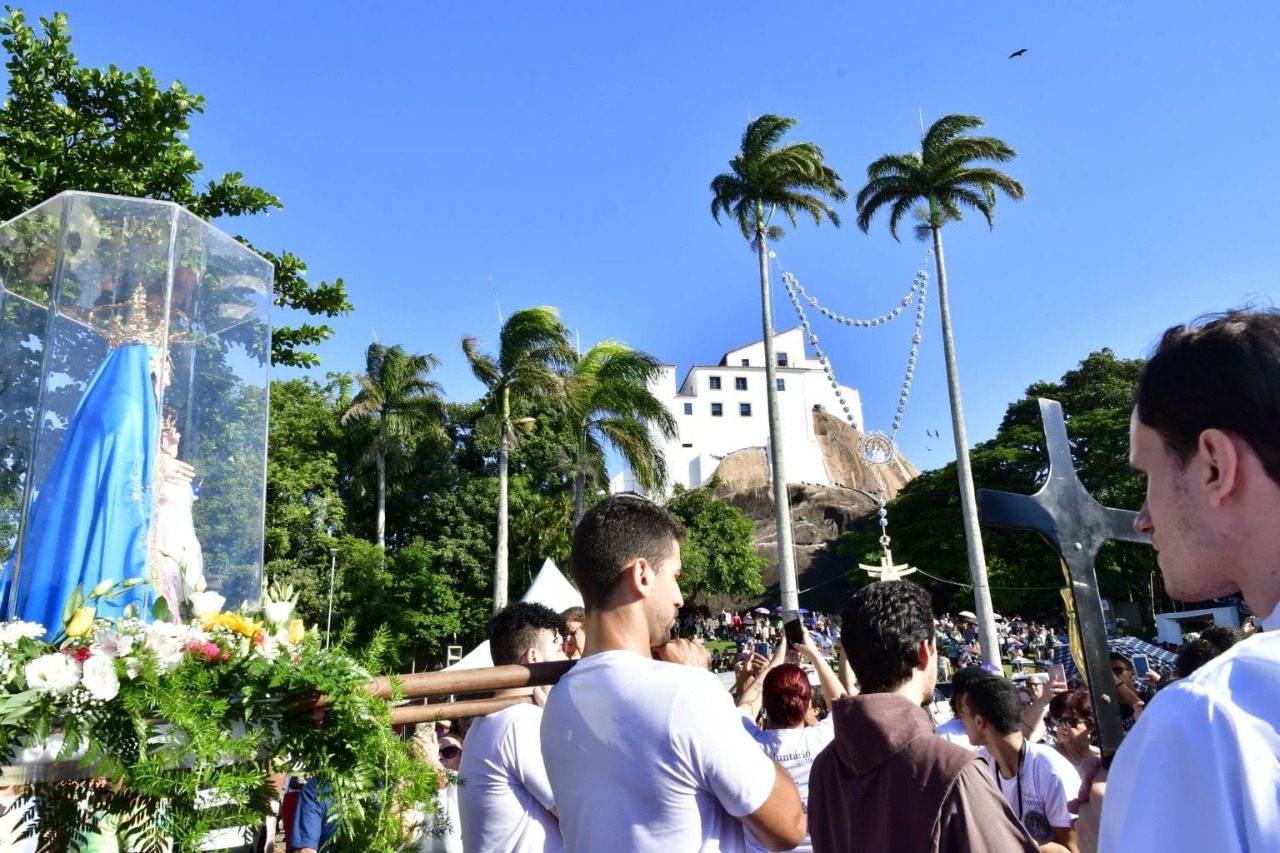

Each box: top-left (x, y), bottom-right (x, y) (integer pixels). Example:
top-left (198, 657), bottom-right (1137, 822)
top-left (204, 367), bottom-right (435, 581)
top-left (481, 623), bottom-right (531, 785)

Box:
top-left (1009, 48), bottom-right (1028, 58)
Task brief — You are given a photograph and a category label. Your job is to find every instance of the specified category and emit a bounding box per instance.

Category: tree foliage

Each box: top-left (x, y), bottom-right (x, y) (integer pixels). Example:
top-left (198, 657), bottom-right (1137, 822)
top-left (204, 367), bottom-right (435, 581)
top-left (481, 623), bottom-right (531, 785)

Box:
top-left (0, 8), bottom-right (350, 368)
top-left (665, 479), bottom-right (767, 604)
top-left (841, 349), bottom-right (1162, 623)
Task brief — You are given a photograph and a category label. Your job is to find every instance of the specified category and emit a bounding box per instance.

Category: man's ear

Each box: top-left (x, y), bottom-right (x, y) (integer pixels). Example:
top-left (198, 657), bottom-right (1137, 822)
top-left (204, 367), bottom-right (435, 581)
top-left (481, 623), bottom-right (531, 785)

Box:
top-left (520, 646), bottom-right (540, 665)
top-left (1198, 428), bottom-right (1241, 507)
top-left (917, 638), bottom-right (933, 671)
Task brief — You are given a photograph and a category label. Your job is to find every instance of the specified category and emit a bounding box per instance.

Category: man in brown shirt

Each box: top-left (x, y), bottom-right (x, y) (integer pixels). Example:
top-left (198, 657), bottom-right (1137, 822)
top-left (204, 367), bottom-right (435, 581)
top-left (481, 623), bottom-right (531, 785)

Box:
top-left (808, 581), bottom-right (1039, 852)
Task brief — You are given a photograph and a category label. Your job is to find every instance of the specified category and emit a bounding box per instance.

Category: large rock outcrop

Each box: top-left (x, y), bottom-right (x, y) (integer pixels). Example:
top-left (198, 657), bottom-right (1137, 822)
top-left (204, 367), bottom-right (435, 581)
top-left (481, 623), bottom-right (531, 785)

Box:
top-left (707, 410), bottom-right (920, 612)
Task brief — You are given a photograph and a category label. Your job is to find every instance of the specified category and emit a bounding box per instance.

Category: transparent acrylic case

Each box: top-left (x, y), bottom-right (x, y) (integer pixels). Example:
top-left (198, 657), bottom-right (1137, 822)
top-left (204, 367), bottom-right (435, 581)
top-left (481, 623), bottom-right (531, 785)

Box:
top-left (0, 192), bottom-right (272, 626)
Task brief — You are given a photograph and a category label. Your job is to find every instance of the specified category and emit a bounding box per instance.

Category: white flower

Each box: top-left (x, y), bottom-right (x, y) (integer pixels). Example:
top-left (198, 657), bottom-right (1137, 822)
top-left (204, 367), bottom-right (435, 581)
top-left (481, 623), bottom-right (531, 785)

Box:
top-left (187, 591), bottom-right (225, 620)
top-left (262, 600), bottom-right (294, 628)
top-left (92, 625), bottom-right (135, 658)
top-left (89, 578), bottom-right (116, 598)
top-left (143, 622), bottom-right (197, 673)
top-left (0, 621), bottom-right (47, 645)
top-left (255, 633), bottom-right (281, 662)
top-left (24, 653), bottom-right (80, 696)
top-left (81, 654), bottom-right (120, 702)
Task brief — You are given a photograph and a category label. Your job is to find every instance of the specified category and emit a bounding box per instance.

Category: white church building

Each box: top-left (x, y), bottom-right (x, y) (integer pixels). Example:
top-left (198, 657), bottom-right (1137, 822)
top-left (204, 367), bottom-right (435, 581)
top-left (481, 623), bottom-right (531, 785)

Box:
top-left (610, 326), bottom-right (864, 495)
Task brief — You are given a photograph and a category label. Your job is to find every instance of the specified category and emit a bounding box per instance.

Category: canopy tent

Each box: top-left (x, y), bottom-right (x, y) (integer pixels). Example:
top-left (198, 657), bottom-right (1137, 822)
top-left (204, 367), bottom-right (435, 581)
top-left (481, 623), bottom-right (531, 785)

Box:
top-left (444, 558), bottom-right (584, 672)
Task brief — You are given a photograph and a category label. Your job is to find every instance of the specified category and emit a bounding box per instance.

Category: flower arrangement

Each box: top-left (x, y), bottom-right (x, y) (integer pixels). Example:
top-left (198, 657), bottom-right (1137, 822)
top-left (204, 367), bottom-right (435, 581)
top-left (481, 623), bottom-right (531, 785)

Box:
top-left (0, 579), bottom-right (439, 852)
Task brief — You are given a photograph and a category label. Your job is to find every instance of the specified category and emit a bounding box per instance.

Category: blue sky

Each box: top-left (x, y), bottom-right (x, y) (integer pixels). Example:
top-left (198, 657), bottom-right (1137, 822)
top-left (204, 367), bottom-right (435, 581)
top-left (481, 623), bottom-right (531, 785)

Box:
top-left (26, 1), bottom-right (1280, 471)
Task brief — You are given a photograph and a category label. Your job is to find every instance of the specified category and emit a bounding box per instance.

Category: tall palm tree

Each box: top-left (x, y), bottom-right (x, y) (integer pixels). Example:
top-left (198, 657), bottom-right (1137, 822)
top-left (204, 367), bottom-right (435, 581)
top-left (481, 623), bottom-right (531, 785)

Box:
top-left (463, 307), bottom-right (574, 613)
top-left (855, 113), bottom-right (1025, 665)
top-left (566, 340), bottom-right (678, 525)
top-left (341, 343), bottom-right (445, 550)
top-left (710, 114), bottom-right (847, 613)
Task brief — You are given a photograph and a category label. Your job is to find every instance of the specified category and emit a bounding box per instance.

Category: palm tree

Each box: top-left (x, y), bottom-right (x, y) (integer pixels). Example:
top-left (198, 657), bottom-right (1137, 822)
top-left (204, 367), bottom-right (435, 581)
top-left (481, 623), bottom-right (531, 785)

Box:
top-left (566, 340), bottom-right (678, 524)
top-left (341, 343), bottom-right (445, 550)
top-left (463, 307), bottom-right (574, 613)
top-left (855, 113), bottom-right (1025, 665)
top-left (710, 114), bottom-right (847, 613)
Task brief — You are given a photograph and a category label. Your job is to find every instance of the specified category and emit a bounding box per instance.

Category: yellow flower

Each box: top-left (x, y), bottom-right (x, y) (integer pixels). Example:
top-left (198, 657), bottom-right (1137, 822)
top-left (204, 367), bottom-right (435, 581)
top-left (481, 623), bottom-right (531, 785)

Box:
top-left (288, 618), bottom-right (306, 645)
top-left (66, 607), bottom-right (96, 638)
top-left (205, 611), bottom-right (262, 639)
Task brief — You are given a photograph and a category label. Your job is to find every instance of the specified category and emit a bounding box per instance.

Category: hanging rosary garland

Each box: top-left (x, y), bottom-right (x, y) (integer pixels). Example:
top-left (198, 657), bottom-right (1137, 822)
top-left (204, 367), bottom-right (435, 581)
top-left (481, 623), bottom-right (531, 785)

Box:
top-left (775, 252), bottom-right (932, 580)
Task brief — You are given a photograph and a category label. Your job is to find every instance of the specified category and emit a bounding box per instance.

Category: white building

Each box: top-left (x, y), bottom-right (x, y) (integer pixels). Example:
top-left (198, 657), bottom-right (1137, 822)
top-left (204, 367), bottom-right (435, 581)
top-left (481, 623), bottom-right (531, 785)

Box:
top-left (611, 326), bottom-right (864, 494)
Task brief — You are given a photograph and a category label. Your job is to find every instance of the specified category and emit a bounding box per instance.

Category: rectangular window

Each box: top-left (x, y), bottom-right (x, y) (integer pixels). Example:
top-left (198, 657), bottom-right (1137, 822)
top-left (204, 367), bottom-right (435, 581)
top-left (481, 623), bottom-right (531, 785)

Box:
top-left (683, 402), bottom-right (693, 415)
top-left (734, 377), bottom-right (748, 391)
top-left (709, 376), bottom-right (721, 390)
top-left (711, 403), bottom-right (723, 417)
top-left (777, 352), bottom-right (789, 367)
top-left (739, 403), bottom-right (752, 416)
top-left (777, 378), bottom-right (786, 391)
top-left (740, 358), bottom-right (750, 367)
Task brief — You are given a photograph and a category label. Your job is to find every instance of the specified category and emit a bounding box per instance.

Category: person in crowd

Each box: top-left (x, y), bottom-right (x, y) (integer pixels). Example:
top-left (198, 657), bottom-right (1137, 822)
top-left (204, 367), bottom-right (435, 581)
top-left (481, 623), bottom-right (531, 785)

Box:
top-left (1046, 690), bottom-right (1100, 778)
top-left (288, 777), bottom-right (335, 853)
top-left (737, 627), bottom-right (848, 853)
top-left (1170, 625), bottom-right (1243, 682)
top-left (560, 605), bottom-right (586, 660)
top-left (1079, 310), bottom-right (1280, 852)
top-left (1107, 653), bottom-right (1151, 731)
top-left (807, 580), bottom-right (1037, 852)
top-left (956, 674), bottom-right (1081, 852)
top-left (934, 665), bottom-right (986, 749)
top-left (541, 495), bottom-right (805, 852)
top-left (458, 602), bottom-right (568, 853)
top-left (414, 725), bottom-right (464, 853)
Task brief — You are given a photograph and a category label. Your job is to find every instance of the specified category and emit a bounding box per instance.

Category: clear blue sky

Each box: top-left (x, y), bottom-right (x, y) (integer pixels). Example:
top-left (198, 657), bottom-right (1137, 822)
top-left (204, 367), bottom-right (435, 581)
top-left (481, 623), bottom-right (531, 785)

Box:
top-left (27, 1), bottom-right (1280, 471)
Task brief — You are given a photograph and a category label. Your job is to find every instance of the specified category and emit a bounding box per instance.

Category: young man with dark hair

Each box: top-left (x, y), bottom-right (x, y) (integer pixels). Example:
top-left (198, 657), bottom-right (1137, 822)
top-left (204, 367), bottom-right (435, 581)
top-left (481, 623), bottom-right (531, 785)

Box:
top-left (1084, 309), bottom-right (1280, 851)
top-left (807, 581), bottom-right (1037, 852)
top-left (956, 675), bottom-right (1080, 852)
top-left (458, 602), bottom-right (568, 853)
top-left (541, 495), bottom-right (805, 852)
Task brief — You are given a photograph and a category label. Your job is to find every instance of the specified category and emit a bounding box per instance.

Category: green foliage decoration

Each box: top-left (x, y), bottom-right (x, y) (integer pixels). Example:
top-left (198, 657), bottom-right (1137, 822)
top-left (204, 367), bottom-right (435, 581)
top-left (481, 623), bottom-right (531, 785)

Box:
top-left (0, 581), bottom-right (440, 852)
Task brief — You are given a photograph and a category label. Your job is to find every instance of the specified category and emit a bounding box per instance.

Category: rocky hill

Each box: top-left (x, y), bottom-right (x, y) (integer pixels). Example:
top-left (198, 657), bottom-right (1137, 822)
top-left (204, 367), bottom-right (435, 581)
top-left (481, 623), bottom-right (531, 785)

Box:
top-left (706, 409), bottom-right (920, 613)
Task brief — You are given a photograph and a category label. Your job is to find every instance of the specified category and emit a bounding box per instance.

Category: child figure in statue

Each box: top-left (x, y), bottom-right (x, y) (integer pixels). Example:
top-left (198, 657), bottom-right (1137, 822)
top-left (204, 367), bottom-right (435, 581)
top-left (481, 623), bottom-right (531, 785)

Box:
top-left (150, 413), bottom-right (205, 619)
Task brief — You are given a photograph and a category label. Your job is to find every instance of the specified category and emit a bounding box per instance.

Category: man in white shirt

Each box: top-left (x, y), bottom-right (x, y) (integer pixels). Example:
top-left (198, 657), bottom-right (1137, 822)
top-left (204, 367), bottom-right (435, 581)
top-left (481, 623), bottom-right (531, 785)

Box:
top-left (458, 602), bottom-right (568, 853)
top-left (956, 673), bottom-right (1080, 852)
top-left (1081, 310), bottom-right (1280, 852)
top-left (541, 495), bottom-right (805, 852)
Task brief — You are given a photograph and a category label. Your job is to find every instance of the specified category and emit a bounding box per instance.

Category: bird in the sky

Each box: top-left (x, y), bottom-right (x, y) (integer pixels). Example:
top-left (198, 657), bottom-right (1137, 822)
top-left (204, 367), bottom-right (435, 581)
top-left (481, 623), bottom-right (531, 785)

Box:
top-left (1009, 48), bottom-right (1028, 58)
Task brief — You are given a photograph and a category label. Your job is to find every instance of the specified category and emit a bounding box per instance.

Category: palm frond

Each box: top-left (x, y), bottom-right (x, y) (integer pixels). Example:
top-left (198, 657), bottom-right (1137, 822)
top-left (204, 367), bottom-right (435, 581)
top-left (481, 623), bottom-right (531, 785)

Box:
top-left (461, 336), bottom-right (501, 389)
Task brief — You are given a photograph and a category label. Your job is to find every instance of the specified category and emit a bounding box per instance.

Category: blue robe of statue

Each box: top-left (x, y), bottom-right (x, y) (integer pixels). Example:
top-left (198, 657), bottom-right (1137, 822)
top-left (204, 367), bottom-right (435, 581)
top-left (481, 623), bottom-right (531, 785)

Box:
top-left (1, 342), bottom-right (158, 634)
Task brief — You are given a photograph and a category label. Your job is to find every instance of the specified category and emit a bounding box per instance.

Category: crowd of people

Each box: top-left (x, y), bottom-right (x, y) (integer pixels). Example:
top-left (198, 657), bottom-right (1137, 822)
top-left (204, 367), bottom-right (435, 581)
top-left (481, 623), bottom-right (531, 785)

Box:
top-left (277, 309), bottom-right (1280, 852)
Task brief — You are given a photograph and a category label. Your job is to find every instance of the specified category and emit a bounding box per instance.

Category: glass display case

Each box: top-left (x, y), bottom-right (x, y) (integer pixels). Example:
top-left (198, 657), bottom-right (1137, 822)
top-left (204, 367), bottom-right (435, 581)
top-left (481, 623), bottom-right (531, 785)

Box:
top-left (0, 192), bottom-right (273, 630)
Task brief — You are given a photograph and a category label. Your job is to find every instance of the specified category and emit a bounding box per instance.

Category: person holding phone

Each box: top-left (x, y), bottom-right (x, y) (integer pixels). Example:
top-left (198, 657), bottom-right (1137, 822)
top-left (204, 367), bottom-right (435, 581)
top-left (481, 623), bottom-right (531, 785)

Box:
top-left (739, 626), bottom-right (848, 853)
top-left (1108, 653), bottom-right (1152, 732)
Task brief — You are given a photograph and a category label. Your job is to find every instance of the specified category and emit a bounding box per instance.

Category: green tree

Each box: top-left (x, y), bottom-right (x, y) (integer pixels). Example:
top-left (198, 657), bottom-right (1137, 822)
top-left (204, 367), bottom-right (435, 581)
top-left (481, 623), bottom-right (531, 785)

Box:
top-left (855, 113), bottom-right (1025, 664)
top-left (0, 9), bottom-right (350, 368)
top-left (341, 343), bottom-right (445, 550)
top-left (665, 479), bottom-right (767, 604)
top-left (842, 350), bottom-right (1160, 624)
top-left (462, 307), bottom-right (574, 613)
top-left (710, 114), bottom-right (847, 614)
top-left (565, 340), bottom-right (676, 523)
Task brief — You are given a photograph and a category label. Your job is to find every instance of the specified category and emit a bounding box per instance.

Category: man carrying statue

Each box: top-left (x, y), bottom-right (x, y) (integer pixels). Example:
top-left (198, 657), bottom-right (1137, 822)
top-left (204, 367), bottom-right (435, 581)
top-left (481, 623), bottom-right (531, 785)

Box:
top-left (1078, 309), bottom-right (1280, 851)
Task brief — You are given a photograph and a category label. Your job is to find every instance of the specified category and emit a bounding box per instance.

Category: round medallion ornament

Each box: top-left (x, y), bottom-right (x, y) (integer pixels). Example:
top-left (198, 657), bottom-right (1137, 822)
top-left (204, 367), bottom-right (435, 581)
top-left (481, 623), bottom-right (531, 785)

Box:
top-left (862, 431), bottom-right (896, 466)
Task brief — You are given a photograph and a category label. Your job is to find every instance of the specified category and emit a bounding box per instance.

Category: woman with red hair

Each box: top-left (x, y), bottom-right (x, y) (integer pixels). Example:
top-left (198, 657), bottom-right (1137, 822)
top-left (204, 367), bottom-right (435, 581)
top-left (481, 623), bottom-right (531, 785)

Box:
top-left (738, 627), bottom-right (848, 853)
top-left (1048, 688), bottom-right (1101, 778)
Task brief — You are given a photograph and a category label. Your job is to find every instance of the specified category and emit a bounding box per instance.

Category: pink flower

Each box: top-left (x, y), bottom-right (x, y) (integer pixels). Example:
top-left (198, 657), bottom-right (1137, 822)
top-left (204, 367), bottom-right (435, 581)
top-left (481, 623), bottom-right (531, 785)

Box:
top-left (184, 641), bottom-right (223, 662)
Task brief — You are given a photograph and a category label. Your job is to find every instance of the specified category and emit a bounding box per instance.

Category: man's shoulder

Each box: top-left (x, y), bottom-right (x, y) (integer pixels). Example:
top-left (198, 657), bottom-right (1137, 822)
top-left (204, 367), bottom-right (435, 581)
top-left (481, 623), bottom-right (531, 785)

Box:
top-left (1153, 633), bottom-right (1280, 725)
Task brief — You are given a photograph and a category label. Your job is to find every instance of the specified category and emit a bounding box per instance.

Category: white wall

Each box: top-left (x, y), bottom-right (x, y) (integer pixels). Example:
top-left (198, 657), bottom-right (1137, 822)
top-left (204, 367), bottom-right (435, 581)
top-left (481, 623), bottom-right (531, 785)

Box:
top-left (616, 327), bottom-right (865, 494)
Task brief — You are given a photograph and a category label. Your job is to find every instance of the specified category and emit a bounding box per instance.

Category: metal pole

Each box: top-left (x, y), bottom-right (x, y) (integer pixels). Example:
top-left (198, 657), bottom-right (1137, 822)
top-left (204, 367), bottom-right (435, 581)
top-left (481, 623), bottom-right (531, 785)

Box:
top-left (326, 547), bottom-right (337, 649)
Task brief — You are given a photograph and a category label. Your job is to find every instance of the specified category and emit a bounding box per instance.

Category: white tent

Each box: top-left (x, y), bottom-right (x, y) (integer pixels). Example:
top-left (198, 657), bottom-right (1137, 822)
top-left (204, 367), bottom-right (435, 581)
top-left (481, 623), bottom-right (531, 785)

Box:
top-left (444, 558), bottom-right (583, 671)
top-left (521, 558), bottom-right (584, 612)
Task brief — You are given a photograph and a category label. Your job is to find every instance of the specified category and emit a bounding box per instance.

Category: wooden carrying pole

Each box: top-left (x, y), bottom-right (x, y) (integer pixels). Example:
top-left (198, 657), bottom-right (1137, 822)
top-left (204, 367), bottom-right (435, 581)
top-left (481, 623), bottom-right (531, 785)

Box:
top-left (369, 660), bottom-right (576, 724)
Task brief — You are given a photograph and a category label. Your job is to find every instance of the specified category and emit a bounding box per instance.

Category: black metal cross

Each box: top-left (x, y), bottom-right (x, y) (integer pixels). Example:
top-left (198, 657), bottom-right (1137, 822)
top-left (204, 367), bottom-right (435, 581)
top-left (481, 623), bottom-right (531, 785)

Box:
top-left (978, 398), bottom-right (1152, 759)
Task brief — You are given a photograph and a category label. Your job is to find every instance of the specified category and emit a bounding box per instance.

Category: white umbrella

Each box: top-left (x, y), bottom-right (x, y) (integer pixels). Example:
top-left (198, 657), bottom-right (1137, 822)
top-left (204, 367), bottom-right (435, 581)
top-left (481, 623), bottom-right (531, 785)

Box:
top-left (753, 607), bottom-right (771, 614)
top-left (958, 610), bottom-right (978, 620)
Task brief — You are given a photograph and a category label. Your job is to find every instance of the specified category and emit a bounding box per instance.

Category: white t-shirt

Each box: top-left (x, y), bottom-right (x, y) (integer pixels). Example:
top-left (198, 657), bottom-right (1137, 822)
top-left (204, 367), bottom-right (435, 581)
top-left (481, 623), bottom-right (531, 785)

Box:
top-left (743, 715), bottom-right (835, 853)
top-left (981, 741), bottom-right (1080, 844)
top-left (458, 703), bottom-right (563, 853)
top-left (935, 716), bottom-right (977, 749)
top-left (542, 651), bottom-right (778, 852)
top-left (1101, 630), bottom-right (1280, 852)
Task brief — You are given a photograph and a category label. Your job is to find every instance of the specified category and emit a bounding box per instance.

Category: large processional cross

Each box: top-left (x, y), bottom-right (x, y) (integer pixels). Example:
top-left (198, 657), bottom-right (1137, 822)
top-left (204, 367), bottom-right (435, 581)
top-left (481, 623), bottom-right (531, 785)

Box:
top-left (977, 398), bottom-right (1152, 759)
